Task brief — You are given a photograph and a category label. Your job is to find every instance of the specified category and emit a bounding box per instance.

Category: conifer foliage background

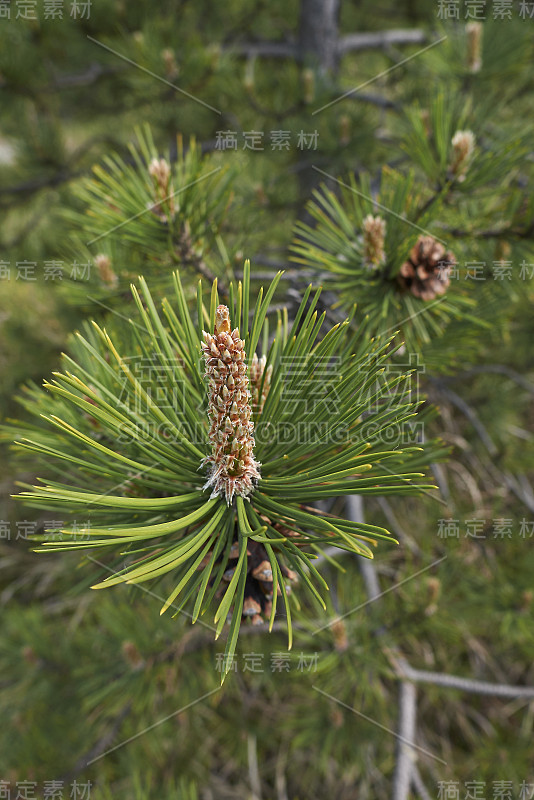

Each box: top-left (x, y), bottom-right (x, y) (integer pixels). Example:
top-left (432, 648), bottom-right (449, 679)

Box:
top-left (1, 1), bottom-right (534, 798)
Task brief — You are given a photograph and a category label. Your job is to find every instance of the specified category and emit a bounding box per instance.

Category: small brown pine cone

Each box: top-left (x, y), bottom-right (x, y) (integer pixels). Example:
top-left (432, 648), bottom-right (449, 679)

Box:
top-left (243, 595), bottom-right (262, 617)
top-left (397, 236), bottom-right (455, 301)
top-left (204, 535), bottom-right (301, 626)
top-left (252, 560), bottom-right (273, 582)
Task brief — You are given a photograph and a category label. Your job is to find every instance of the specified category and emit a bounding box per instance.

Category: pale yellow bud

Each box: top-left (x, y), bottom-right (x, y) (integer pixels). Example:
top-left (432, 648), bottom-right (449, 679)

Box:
top-left (466, 21), bottom-right (482, 74)
top-left (362, 214), bottom-right (386, 268)
top-left (449, 130), bottom-right (476, 180)
top-left (94, 253), bottom-right (117, 288)
top-left (148, 157), bottom-right (171, 188)
top-left (302, 68), bottom-right (315, 104)
top-left (161, 48), bottom-right (179, 79)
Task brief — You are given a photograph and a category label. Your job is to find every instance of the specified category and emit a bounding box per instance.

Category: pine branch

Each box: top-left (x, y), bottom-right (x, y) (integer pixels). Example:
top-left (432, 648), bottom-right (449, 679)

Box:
top-left (47, 63), bottom-right (124, 90)
top-left (346, 495), bottom-right (382, 600)
top-left (390, 654), bottom-right (534, 699)
top-left (247, 733), bottom-right (263, 800)
top-left (0, 134), bottom-right (221, 209)
top-left (223, 40), bottom-right (297, 58)
top-left (0, 169), bottom-right (83, 207)
top-left (338, 29), bottom-right (427, 54)
top-left (223, 29), bottom-right (428, 59)
top-left (275, 754), bottom-right (289, 800)
top-left (376, 497), bottom-right (422, 556)
top-left (11, 263), bottom-right (440, 678)
top-left (345, 494), bottom-right (429, 800)
top-left (430, 379), bottom-right (499, 457)
top-left (392, 681), bottom-right (417, 800)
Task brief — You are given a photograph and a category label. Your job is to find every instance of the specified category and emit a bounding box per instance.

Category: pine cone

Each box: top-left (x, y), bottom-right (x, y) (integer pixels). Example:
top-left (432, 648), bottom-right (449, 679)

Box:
top-left (201, 537), bottom-right (298, 626)
top-left (397, 236), bottom-right (455, 301)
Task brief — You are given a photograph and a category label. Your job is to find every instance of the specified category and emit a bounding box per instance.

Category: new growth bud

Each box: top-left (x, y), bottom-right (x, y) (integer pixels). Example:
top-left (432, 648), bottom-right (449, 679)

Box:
top-left (201, 305), bottom-right (260, 503)
top-left (449, 130), bottom-right (476, 181)
top-left (302, 68), bottom-right (315, 104)
top-left (94, 253), bottom-right (118, 288)
top-left (362, 214), bottom-right (386, 268)
top-left (466, 21), bottom-right (482, 74)
top-left (148, 157), bottom-right (176, 222)
top-left (148, 157), bottom-right (171, 188)
top-left (249, 354), bottom-right (272, 416)
top-left (161, 48), bottom-right (179, 80)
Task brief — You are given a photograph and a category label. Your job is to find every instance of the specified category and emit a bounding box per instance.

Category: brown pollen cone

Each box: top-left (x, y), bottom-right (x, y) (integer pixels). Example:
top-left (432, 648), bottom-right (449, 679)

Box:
top-left (201, 305), bottom-right (260, 504)
top-left (397, 236), bottom-right (455, 301)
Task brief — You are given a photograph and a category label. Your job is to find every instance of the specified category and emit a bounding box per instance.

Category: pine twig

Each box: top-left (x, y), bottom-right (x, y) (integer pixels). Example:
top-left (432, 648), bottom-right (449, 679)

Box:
top-left (430, 379), bottom-right (499, 457)
top-left (346, 495), bottom-right (382, 600)
top-left (412, 765), bottom-right (433, 800)
top-left (223, 29), bottom-right (427, 58)
top-left (376, 497), bottom-right (423, 555)
top-left (222, 40), bottom-right (296, 58)
top-left (344, 495), bottom-right (430, 800)
top-left (390, 655), bottom-right (534, 699)
top-left (338, 29), bottom-right (427, 54)
top-left (187, 253), bottom-right (229, 297)
top-left (275, 747), bottom-right (289, 800)
top-left (392, 681), bottom-right (417, 800)
top-left (247, 733), bottom-right (263, 800)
